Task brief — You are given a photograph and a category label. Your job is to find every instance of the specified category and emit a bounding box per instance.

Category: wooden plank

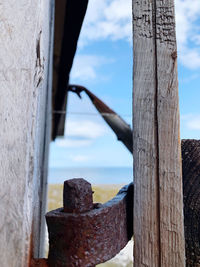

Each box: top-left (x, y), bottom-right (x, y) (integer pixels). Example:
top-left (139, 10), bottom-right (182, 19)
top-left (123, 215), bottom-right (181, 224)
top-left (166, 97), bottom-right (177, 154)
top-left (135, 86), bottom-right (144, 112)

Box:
top-left (52, 0), bottom-right (68, 138)
top-left (155, 1), bottom-right (185, 265)
top-left (0, 0), bottom-right (54, 266)
top-left (52, 0), bottom-right (88, 140)
top-left (36, 0), bottom-right (54, 258)
top-left (133, 0), bottom-right (160, 264)
top-left (133, 0), bottom-right (185, 266)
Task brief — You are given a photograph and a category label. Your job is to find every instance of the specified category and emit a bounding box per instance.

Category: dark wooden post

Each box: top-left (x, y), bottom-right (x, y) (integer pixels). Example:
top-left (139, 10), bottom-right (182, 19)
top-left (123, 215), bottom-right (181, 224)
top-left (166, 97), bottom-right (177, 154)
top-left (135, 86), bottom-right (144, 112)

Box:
top-left (182, 140), bottom-right (200, 266)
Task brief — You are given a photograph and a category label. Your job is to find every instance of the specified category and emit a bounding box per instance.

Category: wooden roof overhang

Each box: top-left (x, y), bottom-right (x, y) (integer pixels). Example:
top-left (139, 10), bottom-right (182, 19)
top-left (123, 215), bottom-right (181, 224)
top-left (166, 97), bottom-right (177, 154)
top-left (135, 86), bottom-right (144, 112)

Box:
top-left (52, 0), bottom-right (88, 140)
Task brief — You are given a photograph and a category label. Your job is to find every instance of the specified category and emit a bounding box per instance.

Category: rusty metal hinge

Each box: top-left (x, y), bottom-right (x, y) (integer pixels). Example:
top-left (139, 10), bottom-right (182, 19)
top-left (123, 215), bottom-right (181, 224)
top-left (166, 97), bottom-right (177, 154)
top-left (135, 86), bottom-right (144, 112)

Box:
top-left (32, 178), bottom-right (133, 267)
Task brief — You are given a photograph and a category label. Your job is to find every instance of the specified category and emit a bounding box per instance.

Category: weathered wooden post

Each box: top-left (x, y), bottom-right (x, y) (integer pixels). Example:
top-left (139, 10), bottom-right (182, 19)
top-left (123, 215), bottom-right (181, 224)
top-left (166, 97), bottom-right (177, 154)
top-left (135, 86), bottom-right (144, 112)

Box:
top-left (0, 0), bottom-right (54, 266)
top-left (133, 0), bottom-right (185, 266)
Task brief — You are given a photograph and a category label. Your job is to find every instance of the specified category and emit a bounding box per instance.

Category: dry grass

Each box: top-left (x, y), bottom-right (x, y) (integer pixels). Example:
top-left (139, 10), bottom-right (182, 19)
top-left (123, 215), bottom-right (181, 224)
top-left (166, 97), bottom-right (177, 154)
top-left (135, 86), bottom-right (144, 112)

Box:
top-left (47, 183), bottom-right (123, 211)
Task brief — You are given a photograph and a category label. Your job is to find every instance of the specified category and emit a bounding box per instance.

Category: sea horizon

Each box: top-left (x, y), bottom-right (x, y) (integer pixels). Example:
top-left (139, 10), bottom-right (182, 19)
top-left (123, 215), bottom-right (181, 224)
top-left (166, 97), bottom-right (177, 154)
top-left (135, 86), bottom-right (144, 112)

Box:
top-left (48, 166), bottom-right (133, 185)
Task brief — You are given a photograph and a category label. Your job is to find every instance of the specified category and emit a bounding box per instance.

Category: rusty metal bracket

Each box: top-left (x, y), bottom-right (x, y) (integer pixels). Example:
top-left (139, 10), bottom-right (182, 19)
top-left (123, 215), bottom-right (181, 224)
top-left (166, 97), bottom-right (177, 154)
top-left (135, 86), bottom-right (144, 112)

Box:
top-left (45, 178), bottom-right (133, 267)
top-left (31, 141), bottom-right (200, 266)
top-left (31, 259), bottom-right (48, 267)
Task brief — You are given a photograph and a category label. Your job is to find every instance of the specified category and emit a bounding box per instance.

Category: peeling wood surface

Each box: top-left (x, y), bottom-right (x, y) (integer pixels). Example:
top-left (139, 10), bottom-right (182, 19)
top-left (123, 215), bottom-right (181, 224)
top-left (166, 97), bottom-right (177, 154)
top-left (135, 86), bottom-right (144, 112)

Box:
top-left (133, 0), bottom-right (185, 266)
top-left (0, 1), bottom-right (53, 266)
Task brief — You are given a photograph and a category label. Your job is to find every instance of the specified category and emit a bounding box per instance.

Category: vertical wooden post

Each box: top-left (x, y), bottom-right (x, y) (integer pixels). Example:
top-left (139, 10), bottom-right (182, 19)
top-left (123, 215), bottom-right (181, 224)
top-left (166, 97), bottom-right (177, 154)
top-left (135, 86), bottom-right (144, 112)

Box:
top-left (0, 0), bottom-right (54, 266)
top-left (36, 0), bottom-right (54, 257)
top-left (133, 0), bottom-right (185, 266)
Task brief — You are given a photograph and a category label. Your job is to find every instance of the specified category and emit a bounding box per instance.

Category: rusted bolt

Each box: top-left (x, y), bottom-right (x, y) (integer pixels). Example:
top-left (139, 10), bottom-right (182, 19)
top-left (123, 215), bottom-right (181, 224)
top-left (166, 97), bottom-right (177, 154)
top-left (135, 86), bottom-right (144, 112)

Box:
top-left (63, 178), bottom-right (93, 213)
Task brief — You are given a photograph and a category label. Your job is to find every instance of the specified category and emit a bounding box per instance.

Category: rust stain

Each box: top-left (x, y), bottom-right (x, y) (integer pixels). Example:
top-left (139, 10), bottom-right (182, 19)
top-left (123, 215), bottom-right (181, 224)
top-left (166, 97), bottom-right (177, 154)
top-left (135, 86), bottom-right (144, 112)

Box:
top-left (171, 50), bottom-right (177, 60)
top-left (28, 226), bottom-right (34, 267)
top-left (30, 259), bottom-right (49, 267)
top-left (28, 219), bottom-right (48, 267)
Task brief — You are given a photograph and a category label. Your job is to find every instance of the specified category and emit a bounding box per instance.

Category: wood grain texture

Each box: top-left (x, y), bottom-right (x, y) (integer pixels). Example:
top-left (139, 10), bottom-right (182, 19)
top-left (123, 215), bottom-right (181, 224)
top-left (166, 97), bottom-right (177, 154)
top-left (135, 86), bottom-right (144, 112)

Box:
top-left (182, 140), bottom-right (200, 266)
top-left (133, 0), bottom-right (160, 265)
top-left (133, 0), bottom-right (185, 266)
top-left (0, 0), bottom-right (53, 266)
top-left (156, 1), bottom-right (185, 266)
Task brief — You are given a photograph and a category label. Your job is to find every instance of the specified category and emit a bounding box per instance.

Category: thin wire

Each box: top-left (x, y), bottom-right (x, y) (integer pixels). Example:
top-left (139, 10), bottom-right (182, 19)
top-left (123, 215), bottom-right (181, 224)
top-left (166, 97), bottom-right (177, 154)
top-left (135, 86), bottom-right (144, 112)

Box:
top-left (53, 110), bottom-right (132, 118)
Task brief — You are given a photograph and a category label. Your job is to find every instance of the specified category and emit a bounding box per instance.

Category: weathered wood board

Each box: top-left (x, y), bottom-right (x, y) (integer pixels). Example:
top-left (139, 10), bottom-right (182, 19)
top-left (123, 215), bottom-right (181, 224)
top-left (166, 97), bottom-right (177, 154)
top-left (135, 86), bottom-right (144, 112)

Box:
top-left (0, 0), bottom-right (54, 266)
top-left (133, 0), bottom-right (185, 266)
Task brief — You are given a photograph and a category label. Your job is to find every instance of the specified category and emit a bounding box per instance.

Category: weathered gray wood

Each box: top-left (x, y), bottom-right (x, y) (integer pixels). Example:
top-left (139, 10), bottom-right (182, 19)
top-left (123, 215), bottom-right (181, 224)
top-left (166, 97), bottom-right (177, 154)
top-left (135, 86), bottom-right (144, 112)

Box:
top-left (0, 0), bottom-right (54, 266)
top-left (36, 1), bottom-right (54, 258)
top-left (133, 0), bottom-right (185, 266)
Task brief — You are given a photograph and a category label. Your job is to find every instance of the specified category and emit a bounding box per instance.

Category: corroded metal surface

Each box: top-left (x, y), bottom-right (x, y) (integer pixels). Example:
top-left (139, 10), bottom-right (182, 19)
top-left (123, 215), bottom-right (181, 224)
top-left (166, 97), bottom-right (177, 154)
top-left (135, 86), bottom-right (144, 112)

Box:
top-left (31, 259), bottom-right (49, 267)
top-left (63, 179), bottom-right (93, 213)
top-left (46, 179), bottom-right (133, 267)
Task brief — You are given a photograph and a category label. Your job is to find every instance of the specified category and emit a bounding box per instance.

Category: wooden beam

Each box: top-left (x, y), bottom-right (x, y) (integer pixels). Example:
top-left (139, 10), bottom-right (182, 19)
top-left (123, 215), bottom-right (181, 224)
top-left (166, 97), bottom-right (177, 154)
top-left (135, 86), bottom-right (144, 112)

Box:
top-left (0, 0), bottom-right (54, 265)
top-left (133, 0), bottom-right (185, 266)
top-left (36, 0), bottom-right (54, 257)
top-left (52, 0), bottom-right (88, 140)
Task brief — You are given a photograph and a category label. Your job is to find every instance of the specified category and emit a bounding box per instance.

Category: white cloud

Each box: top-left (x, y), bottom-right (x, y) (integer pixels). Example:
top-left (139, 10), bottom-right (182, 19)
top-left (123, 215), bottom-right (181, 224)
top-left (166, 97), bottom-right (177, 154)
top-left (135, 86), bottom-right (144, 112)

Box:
top-left (70, 155), bottom-right (90, 162)
top-left (179, 73), bottom-right (200, 83)
top-left (175, 0), bottom-right (200, 69)
top-left (56, 139), bottom-right (92, 148)
top-left (78, 0), bottom-right (132, 47)
top-left (66, 119), bottom-right (106, 139)
top-left (180, 114), bottom-right (200, 139)
top-left (192, 35), bottom-right (200, 45)
top-left (77, 0), bottom-right (200, 70)
top-left (70, 54), bottom-right (113, 83)
top-left (179, 48), bottom-right (200, 69)
top-left (187, 117), bottom-right (200, 130)
top-left (70, 0), bottom-right (131, 84)
top-left (55, 119), bottom-right (107, 148)
top-left (181, 114), bottom-right (200, 130)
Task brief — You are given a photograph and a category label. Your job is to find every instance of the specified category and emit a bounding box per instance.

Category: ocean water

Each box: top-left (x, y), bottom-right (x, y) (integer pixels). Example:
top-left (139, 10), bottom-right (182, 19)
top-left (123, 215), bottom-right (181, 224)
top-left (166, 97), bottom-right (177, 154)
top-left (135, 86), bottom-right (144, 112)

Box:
top-left (48, 167), bottom-right (133, 185)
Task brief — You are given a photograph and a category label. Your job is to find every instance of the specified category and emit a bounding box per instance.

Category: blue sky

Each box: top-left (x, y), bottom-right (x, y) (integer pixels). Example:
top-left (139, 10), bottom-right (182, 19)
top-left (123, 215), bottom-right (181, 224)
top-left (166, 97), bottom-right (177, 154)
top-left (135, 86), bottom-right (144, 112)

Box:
top-left (49, 0), bottom-right (200, 169)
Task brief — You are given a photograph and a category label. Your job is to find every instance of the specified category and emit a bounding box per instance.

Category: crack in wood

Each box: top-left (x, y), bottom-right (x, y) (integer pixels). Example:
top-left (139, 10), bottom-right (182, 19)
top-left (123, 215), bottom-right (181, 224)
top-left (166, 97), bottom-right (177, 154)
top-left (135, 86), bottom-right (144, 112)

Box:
top-left (34, 30), bottom-right (44, 88)
top-left (133, 0), bottom-right (185, 266)
top-left (152, 0), bottom-right (162, 265)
